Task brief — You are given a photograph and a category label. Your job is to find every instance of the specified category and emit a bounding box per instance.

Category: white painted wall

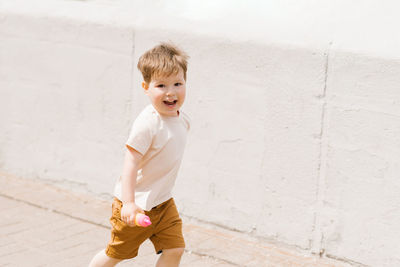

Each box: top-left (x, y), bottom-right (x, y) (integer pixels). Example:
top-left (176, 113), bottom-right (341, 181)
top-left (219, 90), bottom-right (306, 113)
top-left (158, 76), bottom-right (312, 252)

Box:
top-left (1, 1), bottom-right (399, 266)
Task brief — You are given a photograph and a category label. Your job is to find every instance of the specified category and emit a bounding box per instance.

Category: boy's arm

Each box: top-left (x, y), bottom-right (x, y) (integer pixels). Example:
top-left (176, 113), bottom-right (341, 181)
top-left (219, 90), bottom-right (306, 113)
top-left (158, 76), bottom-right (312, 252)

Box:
top-left (120, 145), bottom-right (144, 226)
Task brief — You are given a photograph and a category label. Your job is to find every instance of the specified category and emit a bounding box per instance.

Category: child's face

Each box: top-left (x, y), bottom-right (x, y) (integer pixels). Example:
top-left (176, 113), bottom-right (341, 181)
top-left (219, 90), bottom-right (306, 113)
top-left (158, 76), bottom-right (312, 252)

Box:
top-left (143, 70), bottom-right (186, 117)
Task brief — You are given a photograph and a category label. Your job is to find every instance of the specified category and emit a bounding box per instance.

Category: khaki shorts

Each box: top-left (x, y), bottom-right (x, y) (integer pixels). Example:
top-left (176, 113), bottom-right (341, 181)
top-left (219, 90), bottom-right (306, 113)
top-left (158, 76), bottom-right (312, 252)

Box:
top-left (105, 198), bottom-right (185, 260)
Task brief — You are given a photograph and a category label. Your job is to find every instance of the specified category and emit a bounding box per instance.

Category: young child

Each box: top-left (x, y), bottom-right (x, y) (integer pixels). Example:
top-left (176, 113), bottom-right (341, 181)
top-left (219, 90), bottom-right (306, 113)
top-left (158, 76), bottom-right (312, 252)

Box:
top-left (89, 43), bottom-right (190, 267)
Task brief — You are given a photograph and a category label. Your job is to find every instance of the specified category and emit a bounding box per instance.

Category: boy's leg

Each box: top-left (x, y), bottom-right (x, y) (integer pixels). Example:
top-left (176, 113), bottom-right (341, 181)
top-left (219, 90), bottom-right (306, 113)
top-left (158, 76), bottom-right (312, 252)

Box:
top-left (88, 249), bottom-right (123, 267)
top-left (155, 248), bottom-right (184, 267)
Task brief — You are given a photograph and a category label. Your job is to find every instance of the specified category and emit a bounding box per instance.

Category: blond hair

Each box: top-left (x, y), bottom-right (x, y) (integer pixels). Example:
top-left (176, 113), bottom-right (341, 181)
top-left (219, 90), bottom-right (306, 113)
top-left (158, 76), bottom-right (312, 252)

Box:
top-left (137, 42), bottom-right (189, 83)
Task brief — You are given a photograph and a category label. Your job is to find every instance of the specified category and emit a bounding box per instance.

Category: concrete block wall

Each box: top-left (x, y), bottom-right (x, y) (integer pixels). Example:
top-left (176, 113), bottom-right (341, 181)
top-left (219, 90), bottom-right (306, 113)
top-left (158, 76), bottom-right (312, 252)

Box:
top-left (1, 1), bottom-right (399, 266)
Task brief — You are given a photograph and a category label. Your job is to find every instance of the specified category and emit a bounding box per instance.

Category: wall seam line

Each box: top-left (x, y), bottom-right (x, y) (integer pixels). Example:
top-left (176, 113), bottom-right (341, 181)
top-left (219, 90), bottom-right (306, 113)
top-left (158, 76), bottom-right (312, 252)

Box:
top-left (311, 42), bottom-right (332, 256)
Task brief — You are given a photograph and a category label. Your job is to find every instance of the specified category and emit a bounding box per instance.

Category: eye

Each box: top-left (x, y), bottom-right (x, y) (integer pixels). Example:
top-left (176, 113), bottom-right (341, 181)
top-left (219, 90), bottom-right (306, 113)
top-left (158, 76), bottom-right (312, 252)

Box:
top-left (174, 83), bottom-right (182, 86)
top-left (156, 84), bottom-right (165, 88)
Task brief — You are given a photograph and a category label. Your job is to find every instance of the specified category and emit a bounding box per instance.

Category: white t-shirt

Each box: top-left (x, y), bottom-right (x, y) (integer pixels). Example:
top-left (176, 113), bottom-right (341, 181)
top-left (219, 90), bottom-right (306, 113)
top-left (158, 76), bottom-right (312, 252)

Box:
top-left (113, 105), bottom-right (190, 211)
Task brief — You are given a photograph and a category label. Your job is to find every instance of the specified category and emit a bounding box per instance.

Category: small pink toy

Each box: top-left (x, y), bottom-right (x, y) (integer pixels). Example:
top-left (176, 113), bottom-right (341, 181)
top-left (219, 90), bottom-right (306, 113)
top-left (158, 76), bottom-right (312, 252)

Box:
top-left (135, 213), bottom-right (152, 227)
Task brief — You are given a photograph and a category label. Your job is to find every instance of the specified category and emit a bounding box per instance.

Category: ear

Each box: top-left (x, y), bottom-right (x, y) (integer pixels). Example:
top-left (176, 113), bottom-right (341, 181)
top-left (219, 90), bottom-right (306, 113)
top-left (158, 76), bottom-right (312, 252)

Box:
top-left (142, 81), bottom-right (149, 91)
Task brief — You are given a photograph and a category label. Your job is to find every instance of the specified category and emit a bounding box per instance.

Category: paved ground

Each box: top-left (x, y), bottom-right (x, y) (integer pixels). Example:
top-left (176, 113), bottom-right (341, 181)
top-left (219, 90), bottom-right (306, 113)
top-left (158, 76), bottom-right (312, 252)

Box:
top-left (0, 172), bottom-right (353, 267)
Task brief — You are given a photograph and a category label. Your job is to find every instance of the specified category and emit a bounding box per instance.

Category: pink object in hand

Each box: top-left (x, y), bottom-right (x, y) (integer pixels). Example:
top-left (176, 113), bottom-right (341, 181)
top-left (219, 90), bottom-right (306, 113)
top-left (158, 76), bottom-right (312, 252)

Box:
top-left (135, 213), bottom-right (152, 227)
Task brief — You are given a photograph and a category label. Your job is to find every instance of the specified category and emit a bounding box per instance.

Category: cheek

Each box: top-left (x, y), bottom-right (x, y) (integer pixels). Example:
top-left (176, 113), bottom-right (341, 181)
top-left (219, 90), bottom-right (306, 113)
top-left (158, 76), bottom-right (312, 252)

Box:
top-left (151, 91), bottom-right (164, 102)
top-left (179, 88), bottom-right (186, 100)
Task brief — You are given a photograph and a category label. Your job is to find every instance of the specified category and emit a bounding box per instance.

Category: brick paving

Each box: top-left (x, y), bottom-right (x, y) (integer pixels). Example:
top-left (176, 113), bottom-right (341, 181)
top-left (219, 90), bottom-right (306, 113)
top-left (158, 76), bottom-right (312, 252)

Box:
top-left (0, 172), bottom-right (353, 267)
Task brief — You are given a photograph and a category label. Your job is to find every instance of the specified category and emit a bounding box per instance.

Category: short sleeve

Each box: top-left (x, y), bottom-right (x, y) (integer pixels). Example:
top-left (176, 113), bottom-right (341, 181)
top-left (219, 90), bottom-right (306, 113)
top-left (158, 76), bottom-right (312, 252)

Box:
top-left (126, 107), bottom-right (158, 155)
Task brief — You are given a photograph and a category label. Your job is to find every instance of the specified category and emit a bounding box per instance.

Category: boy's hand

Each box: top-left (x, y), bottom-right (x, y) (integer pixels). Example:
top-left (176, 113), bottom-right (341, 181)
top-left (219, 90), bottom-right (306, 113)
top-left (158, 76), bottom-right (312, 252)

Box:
top-left (121, 202), bottom-right (144, 227)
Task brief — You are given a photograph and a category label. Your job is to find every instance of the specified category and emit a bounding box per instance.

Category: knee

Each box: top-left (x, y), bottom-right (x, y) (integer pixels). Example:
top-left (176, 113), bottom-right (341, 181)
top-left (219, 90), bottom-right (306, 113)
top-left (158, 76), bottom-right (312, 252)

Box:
top-left (163, 247), bottom-right (184, 259)
top-left (89, 249), bottom-right (123, 267)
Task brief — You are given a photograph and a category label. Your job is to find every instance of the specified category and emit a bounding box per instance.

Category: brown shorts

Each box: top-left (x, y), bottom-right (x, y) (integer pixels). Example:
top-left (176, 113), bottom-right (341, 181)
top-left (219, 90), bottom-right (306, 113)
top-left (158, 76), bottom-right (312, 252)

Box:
top-left (105, 197), bottom-right (185, 260)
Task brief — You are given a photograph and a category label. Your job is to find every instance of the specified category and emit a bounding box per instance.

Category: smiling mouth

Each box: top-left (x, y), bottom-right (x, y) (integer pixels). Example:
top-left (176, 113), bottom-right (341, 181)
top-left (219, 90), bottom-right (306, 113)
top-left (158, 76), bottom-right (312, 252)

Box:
top-left (163, 100), bottom-right (178, 106)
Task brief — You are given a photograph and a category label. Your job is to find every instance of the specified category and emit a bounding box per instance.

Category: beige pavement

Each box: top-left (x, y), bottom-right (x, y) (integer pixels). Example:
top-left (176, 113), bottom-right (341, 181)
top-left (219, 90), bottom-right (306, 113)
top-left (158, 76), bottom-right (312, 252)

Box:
top-left (0, 172), bottom-right (352, 267)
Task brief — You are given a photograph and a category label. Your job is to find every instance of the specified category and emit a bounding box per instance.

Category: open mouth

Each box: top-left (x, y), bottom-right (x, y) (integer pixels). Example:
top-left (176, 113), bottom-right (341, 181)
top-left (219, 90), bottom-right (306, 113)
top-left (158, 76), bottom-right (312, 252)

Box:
top-left (163, 100), bottom-right (178, 106)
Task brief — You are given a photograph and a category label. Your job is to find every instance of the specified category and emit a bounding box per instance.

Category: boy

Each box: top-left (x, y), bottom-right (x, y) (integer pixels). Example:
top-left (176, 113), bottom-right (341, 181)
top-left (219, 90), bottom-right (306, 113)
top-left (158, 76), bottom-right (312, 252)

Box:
top-left (89, 43), bottom-right (190, 267)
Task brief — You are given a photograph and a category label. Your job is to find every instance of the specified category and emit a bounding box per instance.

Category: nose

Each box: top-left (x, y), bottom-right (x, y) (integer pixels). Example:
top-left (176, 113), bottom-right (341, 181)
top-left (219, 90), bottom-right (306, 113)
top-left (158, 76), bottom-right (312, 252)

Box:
top-left (166, 86), bottom-right (176, 96)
